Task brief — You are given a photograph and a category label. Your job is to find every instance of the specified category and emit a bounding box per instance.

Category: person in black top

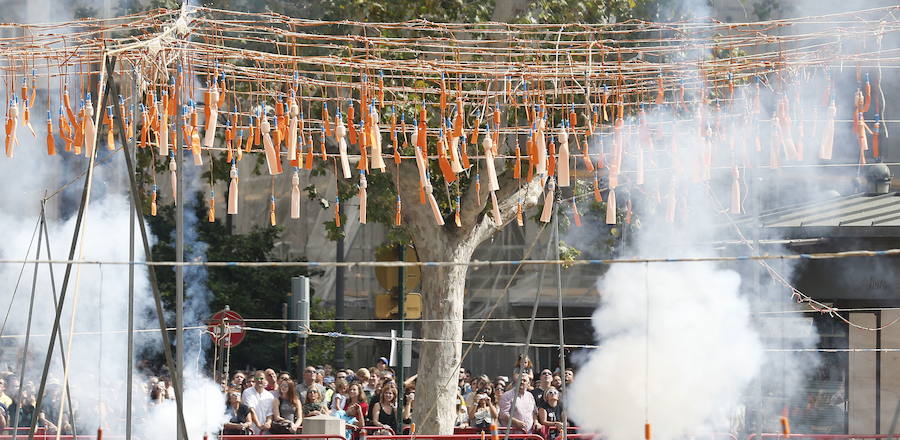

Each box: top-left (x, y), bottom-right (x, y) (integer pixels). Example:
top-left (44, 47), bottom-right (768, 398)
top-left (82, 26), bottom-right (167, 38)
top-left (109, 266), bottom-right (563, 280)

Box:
top-left (537, 387), bottom-right (564, 440)
top-left (223, 389), bottom-right (252, 435)
top-left (370, 384), bottom-right (398, 433)
top-left (531, 369), bottom-right (554, 406)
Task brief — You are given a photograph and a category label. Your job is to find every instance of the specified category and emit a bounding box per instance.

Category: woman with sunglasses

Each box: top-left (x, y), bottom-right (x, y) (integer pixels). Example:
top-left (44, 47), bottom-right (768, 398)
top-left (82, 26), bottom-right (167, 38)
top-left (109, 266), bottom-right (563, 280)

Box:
top-left (537, 387), bottom-right (564, 440)
top-left (302, 388), bottom-right (327, 417)
top-left (223, 388), bottom-right (252, 435)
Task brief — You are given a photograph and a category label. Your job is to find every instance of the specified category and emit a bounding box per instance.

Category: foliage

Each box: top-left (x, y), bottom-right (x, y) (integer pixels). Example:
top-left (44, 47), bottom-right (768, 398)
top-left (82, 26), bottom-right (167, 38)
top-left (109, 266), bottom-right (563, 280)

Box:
top-left (146, 192), bottom-right (326, 370)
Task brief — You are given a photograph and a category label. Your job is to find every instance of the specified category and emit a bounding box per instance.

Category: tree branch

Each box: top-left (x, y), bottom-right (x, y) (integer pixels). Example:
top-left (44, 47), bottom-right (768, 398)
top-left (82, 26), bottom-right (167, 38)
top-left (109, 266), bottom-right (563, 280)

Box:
top-left (464, 172), bottom-right (543, 248)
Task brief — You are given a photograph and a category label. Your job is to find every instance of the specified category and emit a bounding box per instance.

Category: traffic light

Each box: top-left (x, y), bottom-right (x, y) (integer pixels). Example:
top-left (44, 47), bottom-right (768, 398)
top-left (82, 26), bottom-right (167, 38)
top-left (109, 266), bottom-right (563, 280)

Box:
top-left (374, 292), bottom-right (422, 319)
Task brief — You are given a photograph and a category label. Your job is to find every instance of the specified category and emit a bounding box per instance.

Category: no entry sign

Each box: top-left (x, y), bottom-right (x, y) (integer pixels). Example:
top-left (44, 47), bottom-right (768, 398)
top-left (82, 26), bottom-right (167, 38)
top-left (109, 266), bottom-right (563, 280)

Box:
top-left (208, 309), bottom-right (245, 347)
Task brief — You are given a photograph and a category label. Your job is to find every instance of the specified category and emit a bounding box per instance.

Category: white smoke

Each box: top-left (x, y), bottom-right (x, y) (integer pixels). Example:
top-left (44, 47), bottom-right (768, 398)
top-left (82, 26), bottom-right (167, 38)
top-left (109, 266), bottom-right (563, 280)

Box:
top-left (569, 260), bottom-right (763, 440)
top-left (565, 2), bottom-right (843, 439)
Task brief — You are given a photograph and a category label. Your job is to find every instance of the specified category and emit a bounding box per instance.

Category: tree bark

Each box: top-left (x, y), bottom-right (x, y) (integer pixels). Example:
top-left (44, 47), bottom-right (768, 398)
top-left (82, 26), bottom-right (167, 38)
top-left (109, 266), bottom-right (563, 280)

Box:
top-left (412, 239), bottom-right (476, 434)
top-left (393, 153), bottom-right (544, 434)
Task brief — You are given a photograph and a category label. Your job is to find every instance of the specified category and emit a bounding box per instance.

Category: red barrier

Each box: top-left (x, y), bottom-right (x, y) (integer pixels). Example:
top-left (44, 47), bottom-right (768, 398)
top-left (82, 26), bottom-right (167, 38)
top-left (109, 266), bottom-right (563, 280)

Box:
top-left (748, 435), bottom-right (900, 440)
top-left (219, 435), bottom-right (347, 440)
top-left (454, 428), bottom-right (525, 435)
top-left (350, 426), bottom-right (397, 435)
top-left (367, 434), bottom-right (543, 440)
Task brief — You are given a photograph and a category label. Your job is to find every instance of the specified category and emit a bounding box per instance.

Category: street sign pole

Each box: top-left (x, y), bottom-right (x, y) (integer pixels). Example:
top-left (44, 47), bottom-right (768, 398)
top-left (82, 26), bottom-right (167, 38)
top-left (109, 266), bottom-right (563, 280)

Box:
top-left (396, 244), bottom-right (405, 434)
top-left (292, 276), bottom-right (310, 376)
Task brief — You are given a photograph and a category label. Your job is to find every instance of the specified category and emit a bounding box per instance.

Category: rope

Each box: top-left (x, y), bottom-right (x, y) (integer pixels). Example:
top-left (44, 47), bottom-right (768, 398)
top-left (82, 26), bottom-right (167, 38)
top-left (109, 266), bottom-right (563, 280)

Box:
top-left (0, 247), bottom-right (896, 267)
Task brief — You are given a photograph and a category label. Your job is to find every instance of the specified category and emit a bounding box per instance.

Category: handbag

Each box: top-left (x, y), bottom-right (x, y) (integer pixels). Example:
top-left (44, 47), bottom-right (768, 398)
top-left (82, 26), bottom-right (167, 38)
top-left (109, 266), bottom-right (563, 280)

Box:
top-left (270, 419), bottom-right (296, 434)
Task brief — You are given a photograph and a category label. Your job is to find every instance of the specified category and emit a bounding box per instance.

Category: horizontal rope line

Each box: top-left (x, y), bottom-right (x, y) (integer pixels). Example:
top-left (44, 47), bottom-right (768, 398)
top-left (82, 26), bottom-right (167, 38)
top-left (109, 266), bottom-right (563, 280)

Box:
top-left (1, 248), bottom-right (897, 268)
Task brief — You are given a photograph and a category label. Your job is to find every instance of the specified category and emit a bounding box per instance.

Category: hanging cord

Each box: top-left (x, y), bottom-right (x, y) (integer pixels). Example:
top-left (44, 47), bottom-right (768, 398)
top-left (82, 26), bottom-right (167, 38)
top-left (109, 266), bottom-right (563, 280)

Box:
top-left (0, 216), bottom-right (41, 339)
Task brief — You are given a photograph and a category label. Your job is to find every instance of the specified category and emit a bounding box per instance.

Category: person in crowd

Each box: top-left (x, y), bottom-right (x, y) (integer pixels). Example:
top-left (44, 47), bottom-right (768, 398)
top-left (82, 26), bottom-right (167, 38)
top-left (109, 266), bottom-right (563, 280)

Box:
top-left (223, 388), bottom-right (253, 435)
top-left (470, 391), bottom-right (497, 431)
top-left (356, 369), bottom-right (373, 399)
top-left (375, 357), bottom-right (389, 373)
top-left (242, 371), bottom-right (275, 435)
top-left (564, 368), bottom-right (574, 385)
top-left (402, 387), bottom-right (414, 431)
top-left (454, 393), bottom-right (468, 428)
top-left (370, 384), bottom-right (398, 433)
top-left (0, 377), bottom-right (13, 409)
top-left (323, 364), bottom-right (334, 383)
top-left (330, 379), bottom-right (349, 414)
top-left (7, 390), bottom-right (34, 428)
top-left (271, 379), bottom-right (302, 434)
top-left (302, 388), bottom-right (327, 417)
top-left (458, 368), bottom-right (472, 396)
top-left (231, 371), bottom-right (246, 390)
top-left (316, 368), bottom-right (327, 386)
top-left (277, 372), bottom-right (292, 387)
top-left (345, 382), bottom-right (368, 425)
top-left (219, 376), bottom-right (230, 392)
top-left (298, 366), bottom-right (326, 404)
top-left (551, 374), bottom-right (562, 390)
top-left (464, 376), bottom-right (489, 409)
top-left (492, 383), bottom-right (504, 407)
top-left (499, 375), bottom-right (539, 433)
top-left (368, 378), bottom-right (387, 408)
top-left (514, 357), bottom-right (535, 384)
top-left (149, 381), bottom-right (167, 405)
top-left (537, 387), bottom-right (564, 440)
top-left (265, 369), bottom-right (278, 392)
top-left (532, 369), bottom-right (554, 406)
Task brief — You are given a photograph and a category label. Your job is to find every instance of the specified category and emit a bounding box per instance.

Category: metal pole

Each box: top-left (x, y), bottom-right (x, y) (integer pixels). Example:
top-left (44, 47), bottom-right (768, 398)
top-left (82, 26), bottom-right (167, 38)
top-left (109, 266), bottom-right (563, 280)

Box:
top-left (126, 69), bottom-right (136, 440)
top-left (876, 311), bottom-right (882, 434)
top-left (396, 244), bottom-right (405, 434)
top-left (293, 276), bottom-right (310, 376)
top-left (283, 303), bottom-right (289, 371)
top-left (335, 237), bottom-right (345, 369)
top-left (552, 190), bottom-right (568, 440)
top-left (175, 62), bottom-right (185, 440)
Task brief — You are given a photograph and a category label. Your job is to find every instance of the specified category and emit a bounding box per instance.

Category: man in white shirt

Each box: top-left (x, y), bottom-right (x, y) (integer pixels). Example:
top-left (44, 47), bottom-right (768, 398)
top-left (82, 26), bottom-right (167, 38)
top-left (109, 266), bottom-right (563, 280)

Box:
top-left (241, 370), bottom-right (275, 434)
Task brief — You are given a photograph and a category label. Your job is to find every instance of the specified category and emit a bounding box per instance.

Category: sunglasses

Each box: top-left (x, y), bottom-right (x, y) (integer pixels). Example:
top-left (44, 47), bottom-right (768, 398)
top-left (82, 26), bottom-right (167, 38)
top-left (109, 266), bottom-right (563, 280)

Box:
top-left (254, 378), bottom-right (266, 382)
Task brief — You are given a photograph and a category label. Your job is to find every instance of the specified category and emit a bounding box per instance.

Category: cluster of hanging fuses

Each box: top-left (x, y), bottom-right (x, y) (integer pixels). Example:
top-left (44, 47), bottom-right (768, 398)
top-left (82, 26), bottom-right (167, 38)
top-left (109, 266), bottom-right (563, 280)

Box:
top-left (10, 61), bottom-right (885, 230)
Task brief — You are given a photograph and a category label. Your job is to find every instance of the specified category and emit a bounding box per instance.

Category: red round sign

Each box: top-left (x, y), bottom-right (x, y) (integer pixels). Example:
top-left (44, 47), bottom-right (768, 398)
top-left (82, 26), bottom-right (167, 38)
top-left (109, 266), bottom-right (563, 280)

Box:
top-left (208, 309), bottom-right (245, 347)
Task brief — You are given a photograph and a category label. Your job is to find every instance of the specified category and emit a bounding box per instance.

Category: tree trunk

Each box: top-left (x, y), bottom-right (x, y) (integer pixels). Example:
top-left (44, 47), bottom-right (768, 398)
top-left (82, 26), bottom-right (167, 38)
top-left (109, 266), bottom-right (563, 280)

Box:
top-left (412, 238), bottom-right (477, 434)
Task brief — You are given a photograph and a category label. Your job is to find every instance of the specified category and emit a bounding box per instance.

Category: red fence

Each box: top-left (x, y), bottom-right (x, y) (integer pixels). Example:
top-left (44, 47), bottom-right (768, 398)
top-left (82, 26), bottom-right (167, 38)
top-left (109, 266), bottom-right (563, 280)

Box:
top-left (748, 435), bottom-right (900, 440)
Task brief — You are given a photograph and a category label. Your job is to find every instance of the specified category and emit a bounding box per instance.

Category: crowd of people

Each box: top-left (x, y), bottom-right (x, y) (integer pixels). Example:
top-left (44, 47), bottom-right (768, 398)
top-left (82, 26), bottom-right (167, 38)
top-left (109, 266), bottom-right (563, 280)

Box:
top-left (0, 356), bottom-right (573, 438)
top-left (210, 356), bottom-right (575, 438)
top-left (0, 372), bottom-right (71, 434)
